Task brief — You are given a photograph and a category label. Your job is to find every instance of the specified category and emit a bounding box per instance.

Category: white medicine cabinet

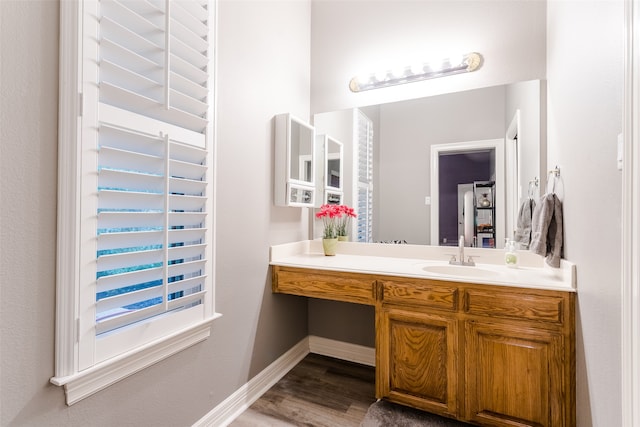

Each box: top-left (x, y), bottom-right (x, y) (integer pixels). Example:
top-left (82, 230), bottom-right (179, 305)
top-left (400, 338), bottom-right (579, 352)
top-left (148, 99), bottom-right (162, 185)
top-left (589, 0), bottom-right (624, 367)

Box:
top-left (274, 113), bottom-right (317, 207)
top-left (316, 134), bottom-right (343, 204)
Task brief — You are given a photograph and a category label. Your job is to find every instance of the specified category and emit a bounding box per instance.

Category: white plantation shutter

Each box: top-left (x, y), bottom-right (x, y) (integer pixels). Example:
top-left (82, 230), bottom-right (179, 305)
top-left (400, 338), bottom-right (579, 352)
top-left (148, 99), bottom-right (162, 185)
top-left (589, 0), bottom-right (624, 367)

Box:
top-left (355, 111), bottom-right (373, 242)
top-left (52, 0), bottom-right (216, 401)
top-left (99, 0), bottom-right (210, 132)
top-left (79, 0), bottom-right (214, 362)
top-left (94, 111), bottom-right (208, 336)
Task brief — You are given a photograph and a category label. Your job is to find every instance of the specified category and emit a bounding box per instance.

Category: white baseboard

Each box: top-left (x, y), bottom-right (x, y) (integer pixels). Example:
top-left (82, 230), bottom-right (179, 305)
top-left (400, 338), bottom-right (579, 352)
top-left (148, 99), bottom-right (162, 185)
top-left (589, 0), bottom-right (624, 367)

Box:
top-left (193, 337), bottom-right (309, 427)
top-left (308, 335), bottom-right (375, 366)
top-left (192, 336), bottom-right (375, 427)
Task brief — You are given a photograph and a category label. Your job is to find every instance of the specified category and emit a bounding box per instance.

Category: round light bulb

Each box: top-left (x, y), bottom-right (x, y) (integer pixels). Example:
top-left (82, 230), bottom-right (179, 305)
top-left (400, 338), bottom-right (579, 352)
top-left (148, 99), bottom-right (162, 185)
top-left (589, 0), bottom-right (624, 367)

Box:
top-left (410, 64), bottom-right (424, 75)
top-left (391, 67), bottom-right (405, 78)
top-left (375, 71), bottom-right (387, 81)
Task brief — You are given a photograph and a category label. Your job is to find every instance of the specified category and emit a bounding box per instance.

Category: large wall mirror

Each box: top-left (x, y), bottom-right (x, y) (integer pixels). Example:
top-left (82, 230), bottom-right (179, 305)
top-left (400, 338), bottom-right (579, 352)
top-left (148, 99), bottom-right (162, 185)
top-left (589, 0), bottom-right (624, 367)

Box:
top-left (314, 79), bottom-right (545, 248)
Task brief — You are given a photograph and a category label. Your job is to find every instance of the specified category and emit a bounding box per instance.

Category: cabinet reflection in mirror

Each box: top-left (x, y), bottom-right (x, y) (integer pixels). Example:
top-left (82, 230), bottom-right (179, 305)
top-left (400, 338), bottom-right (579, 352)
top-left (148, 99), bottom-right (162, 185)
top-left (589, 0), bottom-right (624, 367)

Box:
top-left (274, 113), bottom-right (317, 207)
top-left (316, 134), bottom-right (344, 205)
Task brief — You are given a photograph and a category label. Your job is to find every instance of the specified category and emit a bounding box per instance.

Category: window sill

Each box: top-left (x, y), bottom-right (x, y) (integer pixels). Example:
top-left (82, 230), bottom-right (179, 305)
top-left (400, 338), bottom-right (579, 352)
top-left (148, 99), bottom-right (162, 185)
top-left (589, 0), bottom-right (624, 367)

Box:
top-left (50, 314), bottom-right (221, 405)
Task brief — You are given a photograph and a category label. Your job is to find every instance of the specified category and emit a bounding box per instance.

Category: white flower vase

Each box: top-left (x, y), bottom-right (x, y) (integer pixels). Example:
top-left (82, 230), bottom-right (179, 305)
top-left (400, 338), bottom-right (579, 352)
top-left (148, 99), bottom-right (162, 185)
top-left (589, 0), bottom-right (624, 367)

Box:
top-left (322, 238), bottom-right (338, 256)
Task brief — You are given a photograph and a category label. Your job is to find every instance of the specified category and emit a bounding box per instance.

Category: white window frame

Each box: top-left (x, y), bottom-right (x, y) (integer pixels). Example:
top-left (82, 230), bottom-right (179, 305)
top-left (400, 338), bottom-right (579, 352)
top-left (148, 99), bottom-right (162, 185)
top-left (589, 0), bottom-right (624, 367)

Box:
top-left (622, 1), bottom-right (640, 425)
top-left (354, 109), bottom-right (373, 242)
top-left (51, 0), bottom-right (220, 405)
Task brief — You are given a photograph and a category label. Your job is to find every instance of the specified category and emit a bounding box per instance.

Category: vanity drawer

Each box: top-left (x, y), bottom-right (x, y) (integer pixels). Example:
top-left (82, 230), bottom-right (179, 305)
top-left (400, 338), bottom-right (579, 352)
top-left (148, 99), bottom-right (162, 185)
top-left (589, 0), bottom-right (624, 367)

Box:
top-left (381, 279), bottom-right (458, 311)
top-left (464, 288), bottom-right (566, 324)
top-left (272, 266), bottom-right (376, 305)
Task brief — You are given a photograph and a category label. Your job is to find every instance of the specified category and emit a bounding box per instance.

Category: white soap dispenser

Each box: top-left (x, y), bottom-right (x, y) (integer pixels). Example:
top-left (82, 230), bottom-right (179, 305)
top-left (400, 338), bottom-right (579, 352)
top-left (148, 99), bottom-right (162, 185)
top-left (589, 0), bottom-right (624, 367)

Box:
top-left (504, 239), bottom-right (518, 268)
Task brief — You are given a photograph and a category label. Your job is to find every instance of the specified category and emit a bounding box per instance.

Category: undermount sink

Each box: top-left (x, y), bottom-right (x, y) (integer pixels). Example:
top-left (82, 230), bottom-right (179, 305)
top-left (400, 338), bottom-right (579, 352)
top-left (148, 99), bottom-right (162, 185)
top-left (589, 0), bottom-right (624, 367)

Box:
top-left (421, 264), bottom-right (501, 278)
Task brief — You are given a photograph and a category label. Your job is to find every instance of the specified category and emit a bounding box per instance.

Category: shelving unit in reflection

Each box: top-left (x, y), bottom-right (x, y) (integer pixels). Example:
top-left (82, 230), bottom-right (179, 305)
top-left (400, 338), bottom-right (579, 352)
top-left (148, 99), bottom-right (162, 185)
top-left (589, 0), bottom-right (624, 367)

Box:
top-left (473, 181), bottom-right (496, 248)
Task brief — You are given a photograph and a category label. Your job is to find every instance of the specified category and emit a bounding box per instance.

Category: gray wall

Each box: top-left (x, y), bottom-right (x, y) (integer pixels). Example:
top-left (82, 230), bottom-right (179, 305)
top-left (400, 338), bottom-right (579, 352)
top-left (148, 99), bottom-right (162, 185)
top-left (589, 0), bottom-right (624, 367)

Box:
top-left (0, 1), bottom-right (310, 425)
top-left (310, 0), bottom-right (546, 114)
top-left (547, 2), bottom-right (623, 426)
top-left (505, 79), bottom-right (546, 201)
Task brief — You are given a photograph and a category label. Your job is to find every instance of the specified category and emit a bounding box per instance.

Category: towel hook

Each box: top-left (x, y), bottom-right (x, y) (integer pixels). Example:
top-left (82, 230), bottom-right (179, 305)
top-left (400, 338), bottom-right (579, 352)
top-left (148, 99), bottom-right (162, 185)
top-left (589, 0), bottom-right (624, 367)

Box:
top-left (528, 177), bottom-right (539, 199)
top-left (547, 166), bottom-right (561, 194)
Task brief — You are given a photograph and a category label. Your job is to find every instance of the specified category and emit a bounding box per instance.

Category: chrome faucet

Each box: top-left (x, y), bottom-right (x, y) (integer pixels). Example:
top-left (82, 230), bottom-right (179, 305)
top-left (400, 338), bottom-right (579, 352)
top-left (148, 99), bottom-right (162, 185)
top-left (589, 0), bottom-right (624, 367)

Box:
top-left (449, 235), bottom-right (475, 266)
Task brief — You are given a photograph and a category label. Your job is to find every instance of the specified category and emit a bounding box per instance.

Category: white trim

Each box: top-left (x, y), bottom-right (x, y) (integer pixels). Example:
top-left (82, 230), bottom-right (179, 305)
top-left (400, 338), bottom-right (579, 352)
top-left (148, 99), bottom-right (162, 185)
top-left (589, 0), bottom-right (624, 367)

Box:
top-left (51, 315), bottom-right (220, 405)
top-left (622, 0), bottom-right (640, 426)
top-left (208, 0), bottom-right (219, 320)
top-left (56, 0), bottom-right (82, 380)
top-left (430, 139), bottom-right (506, 248)
top-left (308, 335), bottom-right (376, 366)
top-left (193, 337), bottom-right (311, 427)
top-left (192, 336), bottom-right (376, 427)
top-left (505, 110), bottom-right (521, 241)
top-left (54, 0), bottom-right (220, 405)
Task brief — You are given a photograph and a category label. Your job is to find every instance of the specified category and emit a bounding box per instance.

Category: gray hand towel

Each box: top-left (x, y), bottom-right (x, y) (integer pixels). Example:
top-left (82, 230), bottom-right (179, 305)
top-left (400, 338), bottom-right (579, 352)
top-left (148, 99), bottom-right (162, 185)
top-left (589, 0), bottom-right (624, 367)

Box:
top-left (514, 198), bottom-right (535, 249)
top-left (529, 193), bottom-right (564, 268)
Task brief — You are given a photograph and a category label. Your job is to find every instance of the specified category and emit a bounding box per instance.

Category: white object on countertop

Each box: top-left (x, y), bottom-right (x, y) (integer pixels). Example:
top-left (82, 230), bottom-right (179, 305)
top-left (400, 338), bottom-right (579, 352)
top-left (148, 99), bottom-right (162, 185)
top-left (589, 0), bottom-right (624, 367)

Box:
top-left (504, 239), bottom-right (519, 268)
top-left (464, 191), bottom-right (474, 247)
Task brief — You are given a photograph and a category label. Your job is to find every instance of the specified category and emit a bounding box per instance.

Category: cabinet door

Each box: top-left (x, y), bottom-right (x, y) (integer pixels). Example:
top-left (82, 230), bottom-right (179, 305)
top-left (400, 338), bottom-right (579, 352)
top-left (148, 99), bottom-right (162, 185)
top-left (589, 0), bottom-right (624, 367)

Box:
top-left (377, 307), bottom-right (459, 417)
top-left (465, 321), bottom-right (565, 427)
top-left (274, 113), bottom-right (317, 207)
top-left (272, 267), bottom-right (376, 305)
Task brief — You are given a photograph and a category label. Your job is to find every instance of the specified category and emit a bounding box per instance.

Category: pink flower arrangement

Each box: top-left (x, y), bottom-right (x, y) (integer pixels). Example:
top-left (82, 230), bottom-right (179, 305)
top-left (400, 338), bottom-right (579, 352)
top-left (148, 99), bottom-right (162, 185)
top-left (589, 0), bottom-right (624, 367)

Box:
top-left (336, 205), bottom-right (357, 237)
top-left (315, 204), bottom-right (357, 239)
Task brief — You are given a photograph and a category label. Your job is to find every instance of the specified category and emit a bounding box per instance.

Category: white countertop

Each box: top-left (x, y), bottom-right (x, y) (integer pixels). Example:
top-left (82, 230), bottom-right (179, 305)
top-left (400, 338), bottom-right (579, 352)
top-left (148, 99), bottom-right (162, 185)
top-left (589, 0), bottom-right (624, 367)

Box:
top-left (270, 240), bottom-right (576, 292)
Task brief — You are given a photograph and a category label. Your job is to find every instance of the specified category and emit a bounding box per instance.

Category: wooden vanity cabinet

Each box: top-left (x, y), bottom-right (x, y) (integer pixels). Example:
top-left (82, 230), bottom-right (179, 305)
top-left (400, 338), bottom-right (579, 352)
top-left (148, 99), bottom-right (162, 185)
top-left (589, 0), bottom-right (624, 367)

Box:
top-left (376, 278), bottom-right (461, 417)
top-left (465, 320), bottom-right (566, 426)
top-left (271, 266), bottom-right (575, 427)
top-left (377, 304), bottom-right (461, 417)
top-left (462, 287), bottom-right (575, 427)
top-left (378, 279), bottom-right (575, 427)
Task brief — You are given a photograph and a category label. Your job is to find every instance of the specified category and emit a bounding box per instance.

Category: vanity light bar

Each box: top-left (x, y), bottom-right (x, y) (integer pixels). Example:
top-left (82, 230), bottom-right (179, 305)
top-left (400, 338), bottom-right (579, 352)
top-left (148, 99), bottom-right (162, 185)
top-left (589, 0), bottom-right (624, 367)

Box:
top-left (348, 52), bottom-right (483, 93)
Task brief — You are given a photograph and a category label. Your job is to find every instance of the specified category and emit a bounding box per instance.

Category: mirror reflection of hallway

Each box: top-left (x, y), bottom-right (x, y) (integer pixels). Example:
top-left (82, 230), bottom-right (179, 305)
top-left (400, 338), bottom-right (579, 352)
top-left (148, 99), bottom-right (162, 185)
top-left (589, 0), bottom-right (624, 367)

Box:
top-left (430, 139), bottom-right (505, 248)
top-left (439, 150), bottom-right (494, 246)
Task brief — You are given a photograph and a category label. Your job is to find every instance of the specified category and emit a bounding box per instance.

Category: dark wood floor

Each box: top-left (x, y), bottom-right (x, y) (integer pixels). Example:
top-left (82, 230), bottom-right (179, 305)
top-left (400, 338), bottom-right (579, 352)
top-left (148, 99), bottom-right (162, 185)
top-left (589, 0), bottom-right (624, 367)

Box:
top-left (230, 353), bottom-right (377, 427)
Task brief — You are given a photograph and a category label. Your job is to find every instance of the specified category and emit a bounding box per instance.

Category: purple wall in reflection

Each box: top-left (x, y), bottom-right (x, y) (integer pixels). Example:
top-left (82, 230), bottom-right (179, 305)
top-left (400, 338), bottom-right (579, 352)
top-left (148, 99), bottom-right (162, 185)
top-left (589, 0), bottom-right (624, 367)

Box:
top-left (438, 151), bottom-right (492, 245)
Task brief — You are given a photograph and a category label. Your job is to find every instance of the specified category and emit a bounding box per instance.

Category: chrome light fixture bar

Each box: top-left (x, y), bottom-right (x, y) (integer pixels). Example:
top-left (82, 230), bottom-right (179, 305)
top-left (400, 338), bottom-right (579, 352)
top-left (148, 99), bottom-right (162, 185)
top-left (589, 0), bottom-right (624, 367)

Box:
top-left (349, 52), bottom-right (483, 93)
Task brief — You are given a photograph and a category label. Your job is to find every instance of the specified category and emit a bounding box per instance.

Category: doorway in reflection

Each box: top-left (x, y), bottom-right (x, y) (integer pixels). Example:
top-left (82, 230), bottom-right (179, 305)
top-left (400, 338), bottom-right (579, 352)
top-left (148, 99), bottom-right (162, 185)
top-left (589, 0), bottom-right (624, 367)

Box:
top-left (438, 150), bottom-right (494, 246)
